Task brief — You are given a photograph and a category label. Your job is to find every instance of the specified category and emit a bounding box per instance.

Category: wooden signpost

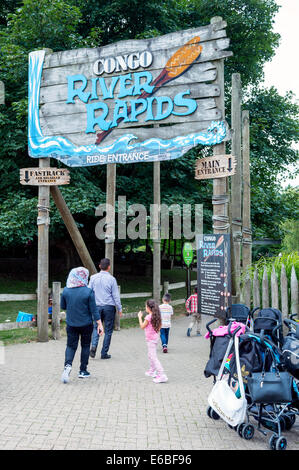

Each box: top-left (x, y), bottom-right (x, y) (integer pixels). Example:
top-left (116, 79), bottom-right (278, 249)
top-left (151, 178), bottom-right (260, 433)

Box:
top-left (27, 19), bottom-right (237, 338)
top-left (20, 167), bottom-right (70, 186)
top-left (195, 154), bottom-right (236, 180)
top-left (28, 20), bottom-right (232, 167)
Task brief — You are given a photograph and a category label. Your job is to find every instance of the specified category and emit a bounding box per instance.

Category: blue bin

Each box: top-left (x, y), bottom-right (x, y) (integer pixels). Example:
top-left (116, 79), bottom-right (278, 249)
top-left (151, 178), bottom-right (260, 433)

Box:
top-left (16, 311), bottom-right (34, 322)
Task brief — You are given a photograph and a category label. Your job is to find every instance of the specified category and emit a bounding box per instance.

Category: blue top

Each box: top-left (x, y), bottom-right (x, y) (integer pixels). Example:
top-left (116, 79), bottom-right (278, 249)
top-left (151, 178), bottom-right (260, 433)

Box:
top-left (89, 271), bottom-right (122, 312)
top-left (60, 286), bottom-right (100, 327)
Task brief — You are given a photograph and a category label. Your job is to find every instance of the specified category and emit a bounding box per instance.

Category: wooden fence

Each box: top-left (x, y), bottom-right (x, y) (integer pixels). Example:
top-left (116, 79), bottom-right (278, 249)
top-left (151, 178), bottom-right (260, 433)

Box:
top-left (0, 279), bottom-right (197, 333)
top-left (241, 264), bottom-right (298, 327)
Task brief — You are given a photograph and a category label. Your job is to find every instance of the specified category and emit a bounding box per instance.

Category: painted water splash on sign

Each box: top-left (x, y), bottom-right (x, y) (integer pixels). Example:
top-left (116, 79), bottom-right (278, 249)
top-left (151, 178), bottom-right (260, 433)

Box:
top-left (28, 50), bottom-right (226, 167)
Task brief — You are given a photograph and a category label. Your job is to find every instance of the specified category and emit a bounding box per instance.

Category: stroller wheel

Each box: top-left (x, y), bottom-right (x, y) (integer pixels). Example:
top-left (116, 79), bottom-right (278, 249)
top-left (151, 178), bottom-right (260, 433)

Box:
top-left (237, 423), bottom-right (245, 437)
top-left (207, 406), bottom-right (220, 420)
top-left (275, 436), bottom-right (287, 451)
top-left (242, 423), bottom-right (255, 440)
top-left (269, 435), bottom-right (287, 451)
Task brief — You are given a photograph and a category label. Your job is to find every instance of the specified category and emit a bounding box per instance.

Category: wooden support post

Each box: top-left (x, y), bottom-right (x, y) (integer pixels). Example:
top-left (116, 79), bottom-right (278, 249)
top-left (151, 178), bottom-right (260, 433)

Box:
top-left (52, 281), bottom-right (61, 340)
top-left (50, 186), bottom-right (97, 275)
top-left (290, 266), bottom-right (298, 316)
top-left (231, 73), bottom-right (242, 301)
top-left (262, 267), bottom-right (269, 309)
top-left (211, 18), bottom-right (229, 237)
top-left (271, 266), bottom-right (279, 309)
top-left (242, 110), bottom-right (252, 272)
top-left (153, 160), bottom-right (161, 303)
top-left (211, 17), bottom-right (228, 325)
top-left (105, 163), bottom-right (116, 275)
top-left (281, 263), bottom-right (288, 333)
top-left (37, 158), bottom-right (50, 342)
top-left (253, 269), bottom-right (260, 308)
top-left (163, 281), bottom-right (169, 295)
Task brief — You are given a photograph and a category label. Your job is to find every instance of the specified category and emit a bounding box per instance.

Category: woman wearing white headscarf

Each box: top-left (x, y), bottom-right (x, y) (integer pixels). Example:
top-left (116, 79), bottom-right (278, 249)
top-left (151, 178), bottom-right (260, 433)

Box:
top-left (60, 267), bottom-right (103, 383)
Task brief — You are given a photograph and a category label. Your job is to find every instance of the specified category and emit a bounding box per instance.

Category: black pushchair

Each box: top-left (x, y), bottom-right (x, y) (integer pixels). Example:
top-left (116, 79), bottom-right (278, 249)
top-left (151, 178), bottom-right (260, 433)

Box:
top-left (205, 316), bottom-right (298, 449)
top-left (253, 307), bottom-right (284, 347)
top-left (239, 333), bottom-right (296, 450)
top-left (204, 318), bottom-right (248, 380)
top-left (282, 315), bottom-right (299, 380)
top-left (225, 303), bottom-right (256, 329)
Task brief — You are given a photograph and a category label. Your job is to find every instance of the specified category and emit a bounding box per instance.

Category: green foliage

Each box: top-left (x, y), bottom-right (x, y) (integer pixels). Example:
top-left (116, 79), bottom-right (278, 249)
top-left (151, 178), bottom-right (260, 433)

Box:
top-left (243, 251), bottom-right (299, 283)
top-left (280, 219), bottom-right (299, 253)
top-left (5, 0), bottom-right (83, 51)
top-left (0, 0), bottom-right (297, 255)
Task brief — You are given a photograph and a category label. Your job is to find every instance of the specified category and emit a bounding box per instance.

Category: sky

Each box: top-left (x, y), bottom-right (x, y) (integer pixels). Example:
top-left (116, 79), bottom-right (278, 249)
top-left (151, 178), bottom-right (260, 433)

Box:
top-left (262, 0), bottom-right (299, 187)
top-left (263, 0), bottom-right (299, 99)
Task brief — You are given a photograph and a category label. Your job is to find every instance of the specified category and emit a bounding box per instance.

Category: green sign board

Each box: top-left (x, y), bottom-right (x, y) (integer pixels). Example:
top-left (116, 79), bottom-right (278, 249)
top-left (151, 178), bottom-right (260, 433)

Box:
top-left (183, 242), bottom-right (194, 267)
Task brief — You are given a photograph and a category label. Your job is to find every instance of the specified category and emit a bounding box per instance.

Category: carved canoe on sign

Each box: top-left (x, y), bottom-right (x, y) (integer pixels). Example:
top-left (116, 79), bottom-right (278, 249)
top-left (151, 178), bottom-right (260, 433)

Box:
top-left (28, 20), bottom-right (232, 167)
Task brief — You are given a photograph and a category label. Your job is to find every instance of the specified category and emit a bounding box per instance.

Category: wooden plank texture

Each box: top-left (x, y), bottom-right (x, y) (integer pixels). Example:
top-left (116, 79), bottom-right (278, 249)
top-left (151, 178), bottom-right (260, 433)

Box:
top-left (0, 294), bottom-right (37, 301)
top-left (34, 21), bottom-right (232, 153)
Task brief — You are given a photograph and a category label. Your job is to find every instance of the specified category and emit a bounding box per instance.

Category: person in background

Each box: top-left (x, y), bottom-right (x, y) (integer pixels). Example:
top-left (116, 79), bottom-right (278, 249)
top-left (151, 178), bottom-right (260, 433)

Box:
top-left (60, 267), bottom-right (103, 383)
top-left (159, 293), bottom-right (174, 353)
top-left (48, 294), bottom-right (53, 323)
top-left (89, 258), bottom-right (122, 359)
top-left (185, 287), bottom-right (201, 337)
top-left (138, 299), bottom-right (168, 384)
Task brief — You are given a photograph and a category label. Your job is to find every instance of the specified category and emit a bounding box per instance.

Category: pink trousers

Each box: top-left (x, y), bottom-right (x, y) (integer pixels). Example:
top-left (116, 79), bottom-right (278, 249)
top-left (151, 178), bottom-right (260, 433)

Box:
top-left (147, 340), bottom-right (164, 376)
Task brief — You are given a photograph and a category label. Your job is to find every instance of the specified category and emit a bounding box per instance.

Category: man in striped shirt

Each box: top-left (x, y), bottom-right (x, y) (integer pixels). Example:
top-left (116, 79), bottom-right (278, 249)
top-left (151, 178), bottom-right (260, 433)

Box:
top-left (185, 287), bottom-right (201, 337)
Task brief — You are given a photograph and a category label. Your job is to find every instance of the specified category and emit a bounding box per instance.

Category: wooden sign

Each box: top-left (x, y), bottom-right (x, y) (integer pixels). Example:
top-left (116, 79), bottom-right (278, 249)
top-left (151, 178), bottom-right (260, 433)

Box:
top-left (195, 154), bottom-right (236, 180)
top-left (20, 168), bottom-right (70, 186)
top-left (28, 20), bottom-right (232, 167)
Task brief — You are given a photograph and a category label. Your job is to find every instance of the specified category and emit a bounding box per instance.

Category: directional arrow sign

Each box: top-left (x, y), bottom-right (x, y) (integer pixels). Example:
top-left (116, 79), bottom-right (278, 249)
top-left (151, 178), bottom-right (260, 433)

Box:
top-left (20, 168), bottom-right (70, 186)
top-left (195, 154), bottom-right (237, 180)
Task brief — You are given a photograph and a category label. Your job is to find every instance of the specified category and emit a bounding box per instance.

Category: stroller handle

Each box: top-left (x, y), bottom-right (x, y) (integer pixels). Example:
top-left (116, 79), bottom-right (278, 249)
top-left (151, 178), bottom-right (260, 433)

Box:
top-left (228, 322), bottom-right (242, 337)
top-left (284, 318), bottom-right (299, 338)
top-left (205, 318), bottom-right (218, 336)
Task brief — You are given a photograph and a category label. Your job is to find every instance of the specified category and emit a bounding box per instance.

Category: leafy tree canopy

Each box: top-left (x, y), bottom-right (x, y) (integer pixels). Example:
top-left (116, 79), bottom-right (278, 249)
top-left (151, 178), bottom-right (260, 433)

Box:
top-left (0, 0), bottom-right (297, 256)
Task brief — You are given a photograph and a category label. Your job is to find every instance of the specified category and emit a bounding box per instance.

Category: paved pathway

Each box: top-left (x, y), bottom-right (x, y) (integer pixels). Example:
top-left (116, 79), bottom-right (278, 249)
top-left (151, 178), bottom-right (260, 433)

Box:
top-left (0, 315), bottom-right (298, 451)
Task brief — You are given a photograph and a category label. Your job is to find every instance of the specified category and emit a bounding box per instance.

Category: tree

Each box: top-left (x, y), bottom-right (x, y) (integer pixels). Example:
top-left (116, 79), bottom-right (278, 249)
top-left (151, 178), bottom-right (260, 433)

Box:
top-left (0, 0), bottom-right (297, 263)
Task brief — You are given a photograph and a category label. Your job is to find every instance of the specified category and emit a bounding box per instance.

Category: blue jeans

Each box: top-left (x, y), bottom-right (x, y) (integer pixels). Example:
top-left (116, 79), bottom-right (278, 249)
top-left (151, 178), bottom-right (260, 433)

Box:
top-left (65, 323), bottom-right (93, 371)
top-left (160, 328), bottom-right (170, 347)
top-left (91, 305), bottom-right (116, 356)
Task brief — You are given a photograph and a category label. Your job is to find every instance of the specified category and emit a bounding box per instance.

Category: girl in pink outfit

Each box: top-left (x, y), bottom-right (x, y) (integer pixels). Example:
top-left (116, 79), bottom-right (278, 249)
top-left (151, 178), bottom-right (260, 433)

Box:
top-left (138, 299), bottom-right (168, 384)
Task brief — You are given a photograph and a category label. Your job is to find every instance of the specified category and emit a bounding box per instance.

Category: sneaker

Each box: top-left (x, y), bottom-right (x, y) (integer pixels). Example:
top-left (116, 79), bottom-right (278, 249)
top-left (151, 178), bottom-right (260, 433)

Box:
top-left (61, 364), bottom-right (72, 384)
top-left (145, 370), bottom-right (157, 377)
top-left (90, 347), bottom-right (97, 358)
top-left (163, 347), bottom-right (168, 353)
top-left (78, 370), bottom-right (91, 378)
top-left (153, 375), bottom-right (168, 384)
top-left (187, 328), bottom-right (191, 337)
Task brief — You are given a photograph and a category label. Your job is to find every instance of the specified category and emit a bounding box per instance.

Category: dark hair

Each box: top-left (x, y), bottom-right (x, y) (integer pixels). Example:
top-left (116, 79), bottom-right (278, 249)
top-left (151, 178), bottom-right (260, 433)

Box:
top-left (100, 258), bottom-right (110, 271)
top-left (163, 293), bottom-right (171, 302)
top-left (146, 299), bottom-right (161, 333)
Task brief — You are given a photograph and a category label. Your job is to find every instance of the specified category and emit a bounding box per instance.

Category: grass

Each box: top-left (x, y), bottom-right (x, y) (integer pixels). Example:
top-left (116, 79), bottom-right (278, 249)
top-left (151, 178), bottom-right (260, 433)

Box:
top-left (0, 269), bottom-right (193, 344)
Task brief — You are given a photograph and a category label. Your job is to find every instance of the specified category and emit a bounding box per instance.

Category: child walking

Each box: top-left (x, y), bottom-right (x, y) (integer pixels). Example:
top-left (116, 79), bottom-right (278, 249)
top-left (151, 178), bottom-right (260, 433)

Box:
top-left (138, 299), bottom-right (168, 384)
top-left (159, 293), bottom-right (173, 353)
top-left (185, 287), bottom-right (201, 337)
